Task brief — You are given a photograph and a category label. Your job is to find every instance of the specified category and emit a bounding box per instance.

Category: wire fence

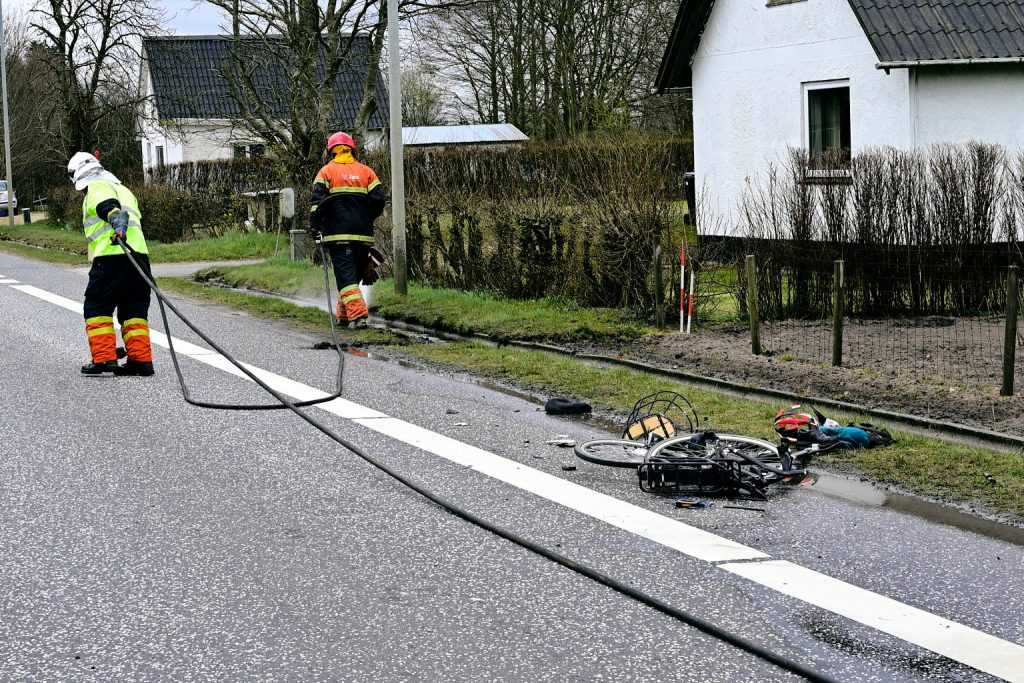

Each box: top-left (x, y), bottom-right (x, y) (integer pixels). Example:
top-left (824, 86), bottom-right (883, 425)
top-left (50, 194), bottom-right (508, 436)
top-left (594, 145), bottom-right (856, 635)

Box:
top-left (752, 259), bottom-right (1023, 392)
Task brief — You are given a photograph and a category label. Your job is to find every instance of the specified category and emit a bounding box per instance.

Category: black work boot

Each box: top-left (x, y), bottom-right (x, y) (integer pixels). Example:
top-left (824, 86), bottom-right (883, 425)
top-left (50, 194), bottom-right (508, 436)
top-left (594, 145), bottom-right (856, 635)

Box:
top-left (81, 361), bottom-right (119, 375)
top-left (114, 361), bottom-right (155, 377)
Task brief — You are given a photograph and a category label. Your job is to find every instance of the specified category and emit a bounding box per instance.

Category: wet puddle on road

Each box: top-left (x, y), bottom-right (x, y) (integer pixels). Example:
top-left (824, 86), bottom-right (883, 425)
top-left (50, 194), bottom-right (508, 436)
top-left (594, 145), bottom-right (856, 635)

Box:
top-left (806, 472), bottom-right (1024, 546)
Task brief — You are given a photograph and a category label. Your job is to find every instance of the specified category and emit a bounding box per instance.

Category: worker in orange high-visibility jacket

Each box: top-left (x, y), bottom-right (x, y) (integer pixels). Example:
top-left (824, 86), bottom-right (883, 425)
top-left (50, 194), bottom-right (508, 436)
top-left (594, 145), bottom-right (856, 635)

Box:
top-left (310, 131), bottom-right (387, 328)
top-left (67, 152), bottom-right (155, 377)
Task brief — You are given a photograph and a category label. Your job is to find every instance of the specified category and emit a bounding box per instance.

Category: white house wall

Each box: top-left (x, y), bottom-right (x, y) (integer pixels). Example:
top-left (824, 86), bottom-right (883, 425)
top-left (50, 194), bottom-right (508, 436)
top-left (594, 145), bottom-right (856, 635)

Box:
top-left (911, 66), bottom-right (1024, 150)
top-left (691, 0), bottom-right (910, 234)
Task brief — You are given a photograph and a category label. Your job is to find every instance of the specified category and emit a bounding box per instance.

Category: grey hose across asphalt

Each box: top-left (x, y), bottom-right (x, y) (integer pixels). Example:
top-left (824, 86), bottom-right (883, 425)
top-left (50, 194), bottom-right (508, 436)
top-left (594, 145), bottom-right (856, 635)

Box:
top-left (117, 236), bottom-right (840, 683)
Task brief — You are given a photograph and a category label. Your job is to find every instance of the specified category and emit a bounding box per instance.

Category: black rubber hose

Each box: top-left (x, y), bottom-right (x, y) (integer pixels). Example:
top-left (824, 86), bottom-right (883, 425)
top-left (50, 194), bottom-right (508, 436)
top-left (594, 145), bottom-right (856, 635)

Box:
top-left (119, 238), bottom-right (840, 683)
top-left (150, 239), bottom-right (346, 410)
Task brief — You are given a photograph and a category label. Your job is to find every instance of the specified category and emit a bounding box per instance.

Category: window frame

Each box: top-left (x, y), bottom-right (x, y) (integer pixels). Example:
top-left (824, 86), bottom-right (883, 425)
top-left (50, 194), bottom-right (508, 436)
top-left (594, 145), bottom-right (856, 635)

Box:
top-left (802, 79), bottom-right (851, 178)
top-left (155, 145), bottom-right (165, 168)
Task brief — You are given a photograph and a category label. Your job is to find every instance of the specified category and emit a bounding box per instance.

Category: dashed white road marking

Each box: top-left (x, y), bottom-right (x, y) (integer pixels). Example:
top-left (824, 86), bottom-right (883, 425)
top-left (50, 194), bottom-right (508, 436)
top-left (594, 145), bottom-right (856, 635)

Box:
top-left (0, 278), bottom-right (19, 284)
top-left (8, 279), bottom-right (1024, 682)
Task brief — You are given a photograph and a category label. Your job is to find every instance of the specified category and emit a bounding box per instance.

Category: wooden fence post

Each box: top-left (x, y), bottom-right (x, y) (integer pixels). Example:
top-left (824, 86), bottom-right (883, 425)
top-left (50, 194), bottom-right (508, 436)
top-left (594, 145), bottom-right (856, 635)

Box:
top-left (832, 259), bottom-right (844, 367)
top-left (1001, 265), bottom-right (1018, 396)
top-left (745, 254), bottom-right (761, 355)
top-left (654, 244), bottom-right (665, 330)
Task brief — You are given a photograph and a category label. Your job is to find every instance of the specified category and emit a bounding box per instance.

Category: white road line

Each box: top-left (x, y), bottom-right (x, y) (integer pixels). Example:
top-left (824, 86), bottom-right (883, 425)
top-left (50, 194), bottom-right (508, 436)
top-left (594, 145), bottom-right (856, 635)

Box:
top-left (8, 280), bottom-right (1024, 681)
top-left (722, 561), bottom-right (1024, 683)
top-left (0, 279), bottom-right (19, 284)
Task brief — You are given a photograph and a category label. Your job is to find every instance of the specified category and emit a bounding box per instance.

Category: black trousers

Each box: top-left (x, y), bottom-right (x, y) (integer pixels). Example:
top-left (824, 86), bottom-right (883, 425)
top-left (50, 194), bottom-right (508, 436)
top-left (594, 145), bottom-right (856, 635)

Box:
top-left (83, 254), bottom-right (152, 323)
top-left (326, 242), bottom-right (369, 289)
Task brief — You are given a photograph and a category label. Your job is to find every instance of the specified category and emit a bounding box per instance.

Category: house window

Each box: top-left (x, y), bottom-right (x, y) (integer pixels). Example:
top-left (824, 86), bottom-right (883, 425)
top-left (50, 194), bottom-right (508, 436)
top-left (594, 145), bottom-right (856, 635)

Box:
top-left (805, 82), bottom-right (850, 169)
top-left (156, 145), bottom-right (165, 168)
top-left (249, 144), bottom-right (265, 158)
top-left (233, 145), bottom-right (247, 159)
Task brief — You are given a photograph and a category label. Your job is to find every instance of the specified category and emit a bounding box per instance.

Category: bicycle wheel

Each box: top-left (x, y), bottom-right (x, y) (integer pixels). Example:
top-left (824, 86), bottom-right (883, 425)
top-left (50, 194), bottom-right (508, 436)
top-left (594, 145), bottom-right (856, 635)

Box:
top-left (649, 433), bottom-right (777, 459)
top-left (649, 434), bottom-right (782, 479)
top-left (574, 439), bottom-right (650, 469)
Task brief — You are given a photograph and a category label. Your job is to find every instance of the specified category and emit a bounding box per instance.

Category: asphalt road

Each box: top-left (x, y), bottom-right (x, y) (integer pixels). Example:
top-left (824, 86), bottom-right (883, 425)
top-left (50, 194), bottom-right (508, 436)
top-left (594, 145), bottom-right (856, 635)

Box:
top-left (1, 251), bottom-right (1022, 682)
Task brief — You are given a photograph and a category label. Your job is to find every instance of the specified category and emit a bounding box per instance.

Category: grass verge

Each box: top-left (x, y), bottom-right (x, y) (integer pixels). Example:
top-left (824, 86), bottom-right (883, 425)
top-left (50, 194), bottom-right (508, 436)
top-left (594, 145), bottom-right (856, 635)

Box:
top-left (156, 277), bottom-right (396, 345)
top-left (200, 258), bottom-right (652, 343)
top-left (0, 223), bottom-right (280, 264)
top-left (154, 277), bottom-right (1024, 518)
top-left (401, 341), bottom-right (1024, 517)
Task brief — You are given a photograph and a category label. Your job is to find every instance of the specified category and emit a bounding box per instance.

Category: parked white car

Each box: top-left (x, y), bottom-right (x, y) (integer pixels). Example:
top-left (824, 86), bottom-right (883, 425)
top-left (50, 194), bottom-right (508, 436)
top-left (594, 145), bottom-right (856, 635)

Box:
top-left (0, 180), bottom-right (17, 216)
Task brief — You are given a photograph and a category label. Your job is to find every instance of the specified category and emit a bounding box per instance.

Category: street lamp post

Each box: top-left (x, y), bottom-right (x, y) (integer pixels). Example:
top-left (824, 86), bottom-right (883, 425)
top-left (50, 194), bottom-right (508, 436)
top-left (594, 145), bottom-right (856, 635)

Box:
top-left (0, 0), bottom-right (15, 226)
top-left (387, 0), bottom-right (407, 295)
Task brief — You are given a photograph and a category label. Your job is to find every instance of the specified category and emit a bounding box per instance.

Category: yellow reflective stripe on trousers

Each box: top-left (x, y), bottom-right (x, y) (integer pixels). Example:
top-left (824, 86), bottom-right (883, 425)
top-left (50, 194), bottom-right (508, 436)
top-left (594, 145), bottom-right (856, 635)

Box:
top-left (122, 318), bottom-right (148, 327)
top-left (86, 315), bottom-right (114, 325)
top-left (122, 328), bottom-right (149, 341)
top-left (321, 234), bottom-right (374, 244)
top-left (342, 292), bottom-right (364, 303)
top-left (87, 326), bottom-right (116, 337)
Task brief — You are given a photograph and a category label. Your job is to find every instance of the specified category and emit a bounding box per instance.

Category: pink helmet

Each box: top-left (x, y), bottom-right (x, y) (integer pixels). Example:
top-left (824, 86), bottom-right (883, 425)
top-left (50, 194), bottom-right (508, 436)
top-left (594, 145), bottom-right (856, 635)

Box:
top-left (326, 131), bottom-right (356, 152)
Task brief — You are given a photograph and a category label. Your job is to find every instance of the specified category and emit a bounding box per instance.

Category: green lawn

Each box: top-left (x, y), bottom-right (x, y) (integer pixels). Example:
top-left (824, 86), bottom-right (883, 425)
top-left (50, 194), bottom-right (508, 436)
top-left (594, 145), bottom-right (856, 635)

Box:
top-left (0, 223), bottom-right (280, 264)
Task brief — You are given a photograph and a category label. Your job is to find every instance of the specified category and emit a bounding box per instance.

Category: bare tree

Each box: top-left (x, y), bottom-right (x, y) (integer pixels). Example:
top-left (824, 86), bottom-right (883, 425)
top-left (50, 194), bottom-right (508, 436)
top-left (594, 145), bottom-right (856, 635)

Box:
top-left (208, 0), bottom-right (476, 215)
top-left (413, 0), bottom-right (679, 138)
top-left (31, 0), bottom-right (164, 160)
top-left (401, 63), bottom-right (445, 126)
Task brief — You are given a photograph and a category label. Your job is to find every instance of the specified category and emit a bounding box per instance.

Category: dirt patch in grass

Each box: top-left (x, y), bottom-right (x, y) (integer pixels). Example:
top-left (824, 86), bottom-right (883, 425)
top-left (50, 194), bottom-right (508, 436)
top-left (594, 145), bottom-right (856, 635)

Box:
top-left (617, 317), bottom-right (1024, 438)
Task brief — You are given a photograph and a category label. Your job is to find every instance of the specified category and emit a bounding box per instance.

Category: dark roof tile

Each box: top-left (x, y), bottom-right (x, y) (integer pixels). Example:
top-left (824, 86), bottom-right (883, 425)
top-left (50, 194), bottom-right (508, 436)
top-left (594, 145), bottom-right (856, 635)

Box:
top-left (848, 0), bottom-right (1024, 63)
top-left (143, 35), bottom-right (387, 129)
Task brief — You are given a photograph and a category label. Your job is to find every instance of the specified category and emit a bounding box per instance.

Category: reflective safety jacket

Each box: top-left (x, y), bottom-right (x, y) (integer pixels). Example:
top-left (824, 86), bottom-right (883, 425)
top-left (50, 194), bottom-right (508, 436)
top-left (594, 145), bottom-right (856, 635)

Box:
top-left (82, 181), bottom-right (148, 261)
top-left (310, 158), bottom-right (386, 244)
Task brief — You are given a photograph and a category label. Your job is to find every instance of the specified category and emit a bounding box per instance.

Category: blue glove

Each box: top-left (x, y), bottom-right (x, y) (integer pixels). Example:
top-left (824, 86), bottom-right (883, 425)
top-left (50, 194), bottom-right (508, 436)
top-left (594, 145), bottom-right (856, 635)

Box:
top-left (109, 210), bottom-right (129, 242)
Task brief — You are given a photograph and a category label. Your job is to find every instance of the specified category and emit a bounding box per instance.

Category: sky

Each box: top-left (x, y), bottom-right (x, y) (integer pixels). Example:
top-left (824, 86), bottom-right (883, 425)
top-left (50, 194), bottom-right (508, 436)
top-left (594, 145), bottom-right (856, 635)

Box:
top-left (8, 0), bottom-right (229, 36)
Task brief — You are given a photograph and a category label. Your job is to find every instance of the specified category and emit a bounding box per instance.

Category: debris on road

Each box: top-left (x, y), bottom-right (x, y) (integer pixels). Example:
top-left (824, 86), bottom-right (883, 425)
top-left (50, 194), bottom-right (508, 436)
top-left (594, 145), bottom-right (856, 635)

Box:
top-left (544, 397), bottom-right (592, 415)
top-left (545, 437), bottom-right (576, 447)
top-left (723, 505), bottom-right (767, 513)
top-left (446, 408), bottom-right (459, 415)
top-left (675, 497), bottom-right (712, 510)
top-left (561, 464), bottom-right (577, 471)
top-left (453, 422), bottom-right (469, 427)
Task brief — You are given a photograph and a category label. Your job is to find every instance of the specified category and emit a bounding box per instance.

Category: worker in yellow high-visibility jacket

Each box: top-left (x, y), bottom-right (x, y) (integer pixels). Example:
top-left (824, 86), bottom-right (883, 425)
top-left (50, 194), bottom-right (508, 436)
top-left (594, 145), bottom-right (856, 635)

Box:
top-left (67, 152), bottom-right (154, 376)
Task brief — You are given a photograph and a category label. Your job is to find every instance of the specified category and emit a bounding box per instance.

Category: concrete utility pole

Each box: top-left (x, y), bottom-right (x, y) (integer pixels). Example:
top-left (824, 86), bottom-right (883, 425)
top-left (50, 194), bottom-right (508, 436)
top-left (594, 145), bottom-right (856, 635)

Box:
top-left (0, 0), bottom-right (15, 226)
top-left (387, 0), bottom-right (407, 295)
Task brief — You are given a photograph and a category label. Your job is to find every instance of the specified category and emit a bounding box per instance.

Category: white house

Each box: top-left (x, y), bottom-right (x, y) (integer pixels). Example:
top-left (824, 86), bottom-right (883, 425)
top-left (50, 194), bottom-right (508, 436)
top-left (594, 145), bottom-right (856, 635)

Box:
top-left (138, 35), bottom-right (388, 173)
top-left (655, 0), bottom-right (1024, 233)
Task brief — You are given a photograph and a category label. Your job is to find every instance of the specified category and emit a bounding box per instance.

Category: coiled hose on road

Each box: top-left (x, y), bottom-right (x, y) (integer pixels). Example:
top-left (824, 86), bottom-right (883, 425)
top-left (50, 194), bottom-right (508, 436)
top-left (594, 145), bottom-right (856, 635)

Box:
top-left (117, 236), bottom-right (839, 683)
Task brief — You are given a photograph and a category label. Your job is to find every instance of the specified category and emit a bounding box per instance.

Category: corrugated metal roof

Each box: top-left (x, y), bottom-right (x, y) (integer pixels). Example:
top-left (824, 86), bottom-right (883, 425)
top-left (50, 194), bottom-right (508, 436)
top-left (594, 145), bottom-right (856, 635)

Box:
top-left (402, 124), bottom-right (529, 147)
top-left (143, 35), bottom-right (388, 129)
top-left (849, 0), bottom-right (1024, 65)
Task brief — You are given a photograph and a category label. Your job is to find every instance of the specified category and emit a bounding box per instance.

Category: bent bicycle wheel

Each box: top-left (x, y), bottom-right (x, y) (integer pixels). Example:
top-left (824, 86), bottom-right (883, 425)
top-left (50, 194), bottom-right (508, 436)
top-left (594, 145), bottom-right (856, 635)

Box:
top-left (574, 439), bottom-right (650, 468)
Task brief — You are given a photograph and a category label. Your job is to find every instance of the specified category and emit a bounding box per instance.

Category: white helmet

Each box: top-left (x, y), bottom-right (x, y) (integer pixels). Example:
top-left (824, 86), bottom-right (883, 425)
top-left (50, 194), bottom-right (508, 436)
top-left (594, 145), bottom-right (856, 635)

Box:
top-left (67, 152), bottom-right (119, 190)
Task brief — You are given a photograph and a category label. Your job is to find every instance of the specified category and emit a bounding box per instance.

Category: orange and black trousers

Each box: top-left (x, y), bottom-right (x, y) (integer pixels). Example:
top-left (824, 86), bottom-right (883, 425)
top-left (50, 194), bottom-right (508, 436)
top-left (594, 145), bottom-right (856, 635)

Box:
top-left (83, 254), bottom-right (153, 364)
top-left (326, 242), bottom-right (369, 322)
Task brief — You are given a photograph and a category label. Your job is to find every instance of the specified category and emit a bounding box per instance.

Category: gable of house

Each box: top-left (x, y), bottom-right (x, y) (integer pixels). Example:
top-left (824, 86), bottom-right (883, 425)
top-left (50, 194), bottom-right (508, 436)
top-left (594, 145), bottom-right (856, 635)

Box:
top-left (142, 35), bottom-right (388, 130)
top-left (656, 0), bottom-right (1024, 92)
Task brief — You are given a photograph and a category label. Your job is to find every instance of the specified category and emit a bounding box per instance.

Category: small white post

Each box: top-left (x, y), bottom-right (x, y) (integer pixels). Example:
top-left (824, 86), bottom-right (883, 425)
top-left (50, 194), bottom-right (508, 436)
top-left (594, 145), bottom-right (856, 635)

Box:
top-left (686, 271), bottom-right (696, 334)
top-left (679, 243), bottom-right (687, 333)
